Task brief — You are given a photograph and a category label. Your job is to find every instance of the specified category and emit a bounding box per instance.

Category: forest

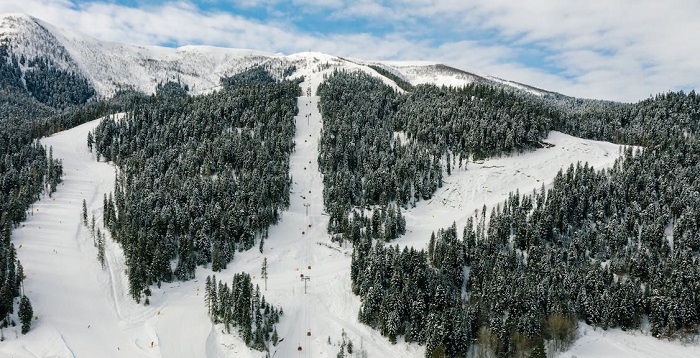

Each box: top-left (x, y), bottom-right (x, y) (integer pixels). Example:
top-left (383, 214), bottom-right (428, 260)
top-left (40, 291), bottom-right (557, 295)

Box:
top-left (317, 70), bottom-right (553, 242)
top-left (3, 41), bottom-right (700, 355)
top-left (93, 74), bottom-right (300, 302)
top-left (323, 71), bottom-right (700, 357)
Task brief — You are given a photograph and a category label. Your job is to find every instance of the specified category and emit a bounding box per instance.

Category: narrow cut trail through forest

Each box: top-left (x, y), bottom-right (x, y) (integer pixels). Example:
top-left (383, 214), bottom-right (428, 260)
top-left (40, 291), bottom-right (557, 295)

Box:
top-left (231, 63), bottom-right (424, 358)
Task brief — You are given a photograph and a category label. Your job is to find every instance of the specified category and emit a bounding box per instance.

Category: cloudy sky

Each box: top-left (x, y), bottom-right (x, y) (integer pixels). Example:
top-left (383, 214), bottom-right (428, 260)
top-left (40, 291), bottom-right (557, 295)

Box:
top-left (1, 0), bottom-right (698, 102)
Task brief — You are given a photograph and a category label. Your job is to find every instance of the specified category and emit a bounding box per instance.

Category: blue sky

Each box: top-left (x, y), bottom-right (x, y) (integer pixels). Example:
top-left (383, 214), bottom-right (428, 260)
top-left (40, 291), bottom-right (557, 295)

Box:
top-left (2, 0), bottom-right (700, 102)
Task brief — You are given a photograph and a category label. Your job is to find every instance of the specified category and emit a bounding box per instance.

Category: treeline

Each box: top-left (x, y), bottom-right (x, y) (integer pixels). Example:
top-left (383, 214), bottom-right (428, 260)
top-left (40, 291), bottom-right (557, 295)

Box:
top-left (204, 273), bottom-right (281, 352)
top-left (337, 204), bottom-right (407, 245)
top-left (23, 57), bottom-right (95, 109)
top-left (93, 79), bottom-right (300, 302)
top-left (221, 66), bottom-right (277, 87)
top-left (220, 64), bottom-right (299, 88)
top-left (395, 83), bottom-right (554, 161)
top-left (317, 71), bottom-right (430, 237)
top-left (367, 65), bottom-right (414, 92)
top-left (552, 90), bottom-right (700, 146)
top-left (352, 234), bottom-right (473, 357)
top-left (354, 143), bottom-right (700, 356)
top-left (0, 214), bottom-right (33, 336)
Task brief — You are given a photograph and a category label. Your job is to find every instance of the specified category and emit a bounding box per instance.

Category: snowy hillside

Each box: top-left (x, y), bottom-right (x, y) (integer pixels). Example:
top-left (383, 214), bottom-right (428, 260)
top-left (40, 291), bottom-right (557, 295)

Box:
top-left (1, 71), bottom-right (687, 358)
top-left (0, 13), bottom-right (549, 97)
top-left (3, 12), bottom-right (700, 358)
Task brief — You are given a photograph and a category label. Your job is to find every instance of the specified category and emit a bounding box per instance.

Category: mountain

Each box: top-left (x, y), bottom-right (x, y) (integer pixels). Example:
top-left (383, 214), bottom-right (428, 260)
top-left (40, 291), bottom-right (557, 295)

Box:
top-left (3, 12), bottom-right (700, 358)
top-left (0, 13), bottom-right (553, 98)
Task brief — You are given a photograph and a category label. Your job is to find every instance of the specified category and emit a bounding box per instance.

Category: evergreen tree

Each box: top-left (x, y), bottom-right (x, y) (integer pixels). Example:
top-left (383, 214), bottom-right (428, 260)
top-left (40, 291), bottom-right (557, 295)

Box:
top-left (261, 257), bottom-right (268, 291)
top-left (82, 199), bottom-right (88, 226)
top-left (97, 230), bottom-right (106, 268)
top-left (19, 295), bottom-right (33, 334)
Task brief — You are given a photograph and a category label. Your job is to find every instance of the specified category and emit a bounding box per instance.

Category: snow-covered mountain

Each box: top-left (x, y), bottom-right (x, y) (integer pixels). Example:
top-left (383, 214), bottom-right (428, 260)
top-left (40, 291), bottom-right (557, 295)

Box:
top-left (6, 12), bottom-right (699, 358)
top-left (0, 13), bottom-right (552, 97)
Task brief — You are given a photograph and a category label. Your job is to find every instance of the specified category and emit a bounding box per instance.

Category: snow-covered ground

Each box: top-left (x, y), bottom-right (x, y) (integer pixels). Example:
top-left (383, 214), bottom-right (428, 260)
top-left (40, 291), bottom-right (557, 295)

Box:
top-left (565, 323), bottom-right (700, 358)
top-left (3, 115), bottom-right (160, 357)
top-left (2, 13), bottom-right (699, 357)
top-left (370, 61), bottom-right (485, 88)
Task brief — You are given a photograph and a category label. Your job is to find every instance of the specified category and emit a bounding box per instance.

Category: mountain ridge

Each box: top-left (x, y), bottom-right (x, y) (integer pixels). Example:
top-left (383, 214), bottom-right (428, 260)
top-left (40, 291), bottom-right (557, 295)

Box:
top-left (0, 12), bottom-right (554, 98)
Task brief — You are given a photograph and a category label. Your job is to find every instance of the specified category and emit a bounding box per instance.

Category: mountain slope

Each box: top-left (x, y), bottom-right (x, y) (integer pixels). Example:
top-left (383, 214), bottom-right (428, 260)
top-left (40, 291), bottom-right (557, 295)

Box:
top-left (3, 81), bottom-right (633, 358)
top-left (0, 13), bottom-right (554, 97)
top-left (4, 13), bottom-right (700, 358)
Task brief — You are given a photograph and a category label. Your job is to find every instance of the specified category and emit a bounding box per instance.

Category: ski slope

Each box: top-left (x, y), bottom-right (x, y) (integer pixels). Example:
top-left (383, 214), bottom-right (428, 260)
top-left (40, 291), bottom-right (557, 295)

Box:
top-left (2, 115), bottom-right (158, 357)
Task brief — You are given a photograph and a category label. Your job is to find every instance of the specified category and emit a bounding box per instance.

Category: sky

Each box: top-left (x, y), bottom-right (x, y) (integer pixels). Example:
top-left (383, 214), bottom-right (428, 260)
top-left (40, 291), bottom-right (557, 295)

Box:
top-left (1, 0), bottom-right (699, 102)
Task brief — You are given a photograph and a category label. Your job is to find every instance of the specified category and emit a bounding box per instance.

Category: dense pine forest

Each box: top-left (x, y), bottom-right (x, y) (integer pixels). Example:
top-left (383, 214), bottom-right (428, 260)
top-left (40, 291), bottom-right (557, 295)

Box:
top-left (324, 71), bottom-right (700, 357)
top-left (93, 74), bottom-right (300, 302)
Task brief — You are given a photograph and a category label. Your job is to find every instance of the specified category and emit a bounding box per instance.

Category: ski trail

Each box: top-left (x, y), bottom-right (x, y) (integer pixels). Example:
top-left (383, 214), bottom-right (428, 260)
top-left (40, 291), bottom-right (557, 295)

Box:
top-left (6, 117), bottom-right (154, 358)
top-left (228, 63), bottom-right (424, 358)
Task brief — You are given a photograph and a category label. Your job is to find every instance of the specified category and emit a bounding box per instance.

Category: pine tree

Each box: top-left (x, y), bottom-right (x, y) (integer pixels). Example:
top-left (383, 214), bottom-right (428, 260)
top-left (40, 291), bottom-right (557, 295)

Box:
top-left (82, 199), bottom-right (88, 226)
top-left (211, 242), bottom-right (223, 272)
top-left (261, 257), bottom-right (268, 291)
top-left (272, 327), bottom-right (279, 345)
top-left (97, 230), bottom-right (106, 268)
top-left (87, 130), bottom-right (94, 152)
top-left (529, 339), bottom-right (546, 358)
top-left (19, 295), bottom-right (33, 334)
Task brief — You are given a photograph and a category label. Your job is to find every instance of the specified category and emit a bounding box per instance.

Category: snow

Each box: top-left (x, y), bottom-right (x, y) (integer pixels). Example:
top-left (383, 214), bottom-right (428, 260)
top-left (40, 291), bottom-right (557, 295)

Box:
top-left (562, 323), bottom-right (700, 358)
top-left (204, 65), bottom-right (423, 358)
top-left (2, 11), bottom-right (699, 358)
top-left (3, 114), bottom-right (157, 357)
top-left (286, 52), bottom-right (408, 93)
top-left (1, 65), bottom-right (423, 358)
top-left (4, 70), bottom-right (696, 358)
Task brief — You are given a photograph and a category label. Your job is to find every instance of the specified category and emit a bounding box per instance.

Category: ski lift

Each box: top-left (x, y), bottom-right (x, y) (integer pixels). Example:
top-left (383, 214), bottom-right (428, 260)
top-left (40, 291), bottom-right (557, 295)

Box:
top-left (298, 345), bottom-right (303, 351)
top-left (307, 331), bottom-right (311, 336)
top-left (300, 273), bottom-right (305, 278)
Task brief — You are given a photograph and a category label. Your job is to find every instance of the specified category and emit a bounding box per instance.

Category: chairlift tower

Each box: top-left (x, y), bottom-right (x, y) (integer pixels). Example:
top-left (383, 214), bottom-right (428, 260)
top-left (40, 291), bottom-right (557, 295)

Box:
top-left (300, 273), bottom-right (310, 294)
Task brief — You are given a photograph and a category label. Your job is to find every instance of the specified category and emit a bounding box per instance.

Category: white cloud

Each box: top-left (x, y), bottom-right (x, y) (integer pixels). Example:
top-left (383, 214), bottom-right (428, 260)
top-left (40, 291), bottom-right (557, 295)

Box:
top-left (0, 0), bottom-right (699, 101)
